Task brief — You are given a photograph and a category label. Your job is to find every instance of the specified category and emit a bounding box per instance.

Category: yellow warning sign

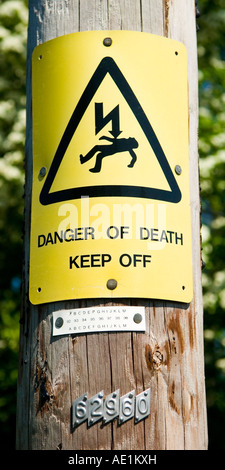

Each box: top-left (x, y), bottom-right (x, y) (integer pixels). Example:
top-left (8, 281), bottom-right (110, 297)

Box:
top-left (30, 30), bottom-right (193, 305)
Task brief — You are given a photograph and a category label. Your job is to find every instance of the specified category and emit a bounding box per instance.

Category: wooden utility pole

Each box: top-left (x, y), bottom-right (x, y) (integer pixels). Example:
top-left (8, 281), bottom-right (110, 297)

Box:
top-left (16, 0), bottom-right (208, 450)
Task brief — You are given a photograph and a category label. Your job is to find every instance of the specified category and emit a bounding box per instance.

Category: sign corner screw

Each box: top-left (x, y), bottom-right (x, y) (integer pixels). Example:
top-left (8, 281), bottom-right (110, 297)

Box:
top-left (175, 165), bottom-right (182, 175)
top-left (39, 166), bottom-right (47, 177)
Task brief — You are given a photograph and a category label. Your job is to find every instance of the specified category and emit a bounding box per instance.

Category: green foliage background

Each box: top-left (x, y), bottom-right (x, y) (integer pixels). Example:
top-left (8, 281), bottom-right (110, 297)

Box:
top-left (198, 0), bottom-right (225, 449)
top-left (0, 0), bottom-right (224, 450)
top-left (0, 0), bottom-right (27, 450)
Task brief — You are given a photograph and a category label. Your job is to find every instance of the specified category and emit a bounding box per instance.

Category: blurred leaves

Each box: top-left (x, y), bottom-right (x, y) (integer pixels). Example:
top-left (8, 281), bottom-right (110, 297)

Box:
top-left (0, 0), bottom-right (27, 449)
top-left (198, 0), bottom-right (225, 448)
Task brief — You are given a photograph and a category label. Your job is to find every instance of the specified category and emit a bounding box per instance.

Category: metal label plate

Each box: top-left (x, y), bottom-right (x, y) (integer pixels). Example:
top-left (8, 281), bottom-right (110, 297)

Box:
top-left (53, 306), bottom-right (145, 336)
top-left (72, 388), bottom-right (150, 429)
top-left (103, 389), bottom-right (120, 424)
top-left (119, 390), bottom-right (135, 424)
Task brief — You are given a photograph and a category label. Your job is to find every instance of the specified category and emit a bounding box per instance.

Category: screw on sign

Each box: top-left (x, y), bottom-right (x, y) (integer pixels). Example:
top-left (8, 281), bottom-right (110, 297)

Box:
top-left (103, 37), bottom-right (112, 47)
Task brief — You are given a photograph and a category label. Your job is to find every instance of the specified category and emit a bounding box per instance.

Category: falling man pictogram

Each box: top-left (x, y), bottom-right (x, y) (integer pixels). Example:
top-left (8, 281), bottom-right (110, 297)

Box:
top-left (79, 101), bottom-right (139, 172)
top-left (80, 134), bottom-right (139, 173)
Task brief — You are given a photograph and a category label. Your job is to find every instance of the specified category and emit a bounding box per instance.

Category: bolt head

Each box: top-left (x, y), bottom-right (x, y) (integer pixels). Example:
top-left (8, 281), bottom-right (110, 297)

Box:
top-left (175, 165), bottom-right (182, 175)
top-left (107, 279), bottom-right (117, 290)
top-left (55, 317), bottom-right (64, 329)
top-left (39, 166), bottom-right (47, 177)
top-left (103, 37), bottom-right (112, 47)
top-left (133, 313), bottom-right (142, 324)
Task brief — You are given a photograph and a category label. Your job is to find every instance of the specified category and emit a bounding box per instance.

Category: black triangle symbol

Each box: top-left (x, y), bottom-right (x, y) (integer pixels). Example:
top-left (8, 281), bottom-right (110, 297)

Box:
top-left (39, 56), bottom-right (181, 205)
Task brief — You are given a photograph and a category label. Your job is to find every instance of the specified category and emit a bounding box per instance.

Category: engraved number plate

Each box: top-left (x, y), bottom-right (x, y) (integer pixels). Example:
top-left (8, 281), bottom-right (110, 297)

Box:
top-left (72, 388), bottom-right (150, 429)
top-left (103, 389), bottom-right (120, 424)
top-left (88, 391), bottom-right (104, 427)
top-left (72, 393), bottom-right (88, 428)
top-left (119, 390), bottom-right (135, 424)
top-left (135, 389), bottom-right (151, 423)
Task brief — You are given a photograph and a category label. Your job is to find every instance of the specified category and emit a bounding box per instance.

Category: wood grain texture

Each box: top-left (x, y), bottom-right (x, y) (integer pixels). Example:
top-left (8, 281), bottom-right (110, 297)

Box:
top-left (16, 0), bottom-right (208, 450)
